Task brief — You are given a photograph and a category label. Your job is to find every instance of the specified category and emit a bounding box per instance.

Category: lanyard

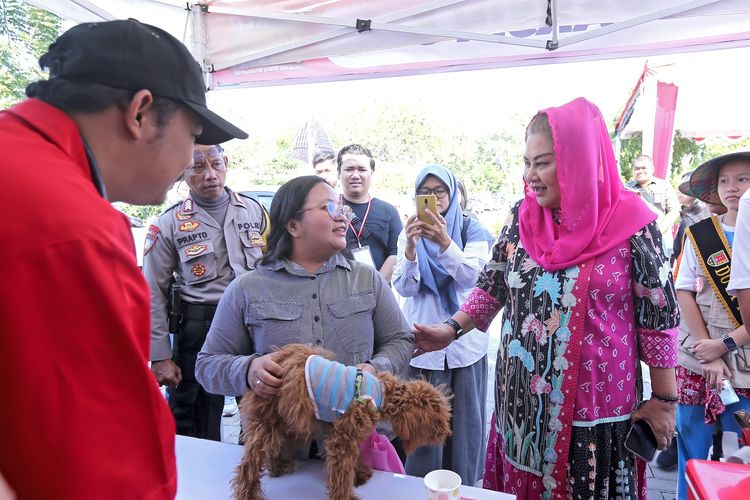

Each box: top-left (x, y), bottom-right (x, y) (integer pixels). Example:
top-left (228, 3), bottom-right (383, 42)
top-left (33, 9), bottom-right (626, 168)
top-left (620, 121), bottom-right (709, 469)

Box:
top-left (345, 196), bottom-right (372, 247)
top-left (83, 138), bottom-right (108, 200)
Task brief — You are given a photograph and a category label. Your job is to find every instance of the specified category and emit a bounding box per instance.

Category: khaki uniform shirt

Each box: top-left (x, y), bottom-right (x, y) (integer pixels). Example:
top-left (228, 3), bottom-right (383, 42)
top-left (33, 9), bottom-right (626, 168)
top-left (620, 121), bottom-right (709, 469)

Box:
top-left (678, 258), bottom-right (750, 387)
top-left (144, 188), bottom-right (269, 361)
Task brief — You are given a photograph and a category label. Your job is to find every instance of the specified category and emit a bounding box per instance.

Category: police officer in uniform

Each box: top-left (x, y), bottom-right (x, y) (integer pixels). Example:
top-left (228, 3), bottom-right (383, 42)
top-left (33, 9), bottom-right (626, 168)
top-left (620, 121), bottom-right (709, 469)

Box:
top-left (144, 144), bottom-right (269, 441)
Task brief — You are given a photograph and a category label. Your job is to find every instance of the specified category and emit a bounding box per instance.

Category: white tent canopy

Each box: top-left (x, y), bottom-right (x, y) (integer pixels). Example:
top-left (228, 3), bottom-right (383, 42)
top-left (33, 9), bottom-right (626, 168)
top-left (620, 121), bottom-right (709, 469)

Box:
top-left (26, 0), bottom-right (750, 89)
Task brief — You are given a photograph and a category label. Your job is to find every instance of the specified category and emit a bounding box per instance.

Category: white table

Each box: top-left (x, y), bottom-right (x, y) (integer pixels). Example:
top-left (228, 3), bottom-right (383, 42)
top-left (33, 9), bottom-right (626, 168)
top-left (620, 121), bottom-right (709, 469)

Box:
top-left (176, 436), bottom-right (514, 499)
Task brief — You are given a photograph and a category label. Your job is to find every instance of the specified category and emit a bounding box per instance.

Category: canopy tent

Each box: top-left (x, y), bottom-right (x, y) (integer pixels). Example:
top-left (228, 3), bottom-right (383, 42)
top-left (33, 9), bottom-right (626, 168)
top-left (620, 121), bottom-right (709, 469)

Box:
top-left (26, 0), bottom-right (750, 89)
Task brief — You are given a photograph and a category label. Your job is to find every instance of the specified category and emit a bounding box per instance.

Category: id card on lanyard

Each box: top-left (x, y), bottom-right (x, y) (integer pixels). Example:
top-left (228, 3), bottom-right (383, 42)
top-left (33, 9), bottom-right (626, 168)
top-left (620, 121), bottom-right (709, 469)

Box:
top-left (346, 196), bottom-right (376, 268)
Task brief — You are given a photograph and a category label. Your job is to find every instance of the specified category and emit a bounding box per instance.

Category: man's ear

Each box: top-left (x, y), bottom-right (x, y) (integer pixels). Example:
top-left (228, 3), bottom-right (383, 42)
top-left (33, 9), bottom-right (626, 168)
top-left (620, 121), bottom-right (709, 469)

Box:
top-left (124, 90), bottom-right (155, 140)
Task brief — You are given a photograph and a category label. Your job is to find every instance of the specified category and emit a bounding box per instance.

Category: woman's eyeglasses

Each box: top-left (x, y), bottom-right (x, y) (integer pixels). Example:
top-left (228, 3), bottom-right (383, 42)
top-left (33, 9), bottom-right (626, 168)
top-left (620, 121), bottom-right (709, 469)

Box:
top-left (416, 187), bottom-right (449, 199)
top-left (298, 201), bottom-right (354, 222)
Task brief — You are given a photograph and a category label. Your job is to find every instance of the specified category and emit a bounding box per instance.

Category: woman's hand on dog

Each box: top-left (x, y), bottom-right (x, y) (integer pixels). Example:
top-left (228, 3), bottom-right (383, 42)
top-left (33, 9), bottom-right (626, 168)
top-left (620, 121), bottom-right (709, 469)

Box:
top-left (356, 362), bottom-right (377, 375)
top-left (248, 353), bottom-right (284, 398)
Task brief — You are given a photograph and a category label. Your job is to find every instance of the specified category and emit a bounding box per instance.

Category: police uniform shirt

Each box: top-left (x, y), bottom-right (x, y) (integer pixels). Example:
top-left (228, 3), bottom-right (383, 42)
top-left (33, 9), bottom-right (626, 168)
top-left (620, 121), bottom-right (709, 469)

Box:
top-left (143, 188), bottom-right (268, 361)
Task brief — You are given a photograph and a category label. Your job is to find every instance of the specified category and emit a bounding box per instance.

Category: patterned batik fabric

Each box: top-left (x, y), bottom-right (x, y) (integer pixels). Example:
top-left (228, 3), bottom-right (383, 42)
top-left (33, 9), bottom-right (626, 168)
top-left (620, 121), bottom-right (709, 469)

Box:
top-left (676, 366), bottom-right (750, 424)
top-left (483, 415), bottom-right (645, 500)
top-left (468, 202), bottom-right (678, 500)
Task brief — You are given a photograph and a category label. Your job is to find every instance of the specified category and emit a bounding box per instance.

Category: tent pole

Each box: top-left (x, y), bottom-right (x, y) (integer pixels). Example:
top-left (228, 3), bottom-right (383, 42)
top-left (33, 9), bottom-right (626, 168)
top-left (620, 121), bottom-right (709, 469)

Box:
top-left (549, 0), bottom-right (558, 50)
top-left (190, 4), bottom-right (211, 89)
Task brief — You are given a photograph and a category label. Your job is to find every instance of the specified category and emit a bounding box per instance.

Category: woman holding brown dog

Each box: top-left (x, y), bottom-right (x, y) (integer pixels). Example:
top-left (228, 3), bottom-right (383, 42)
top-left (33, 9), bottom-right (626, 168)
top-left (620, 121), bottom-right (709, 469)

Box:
top-left (414, 98), bottom-right (680, 499)
top-left (196, 175), bottom-right (414, 451)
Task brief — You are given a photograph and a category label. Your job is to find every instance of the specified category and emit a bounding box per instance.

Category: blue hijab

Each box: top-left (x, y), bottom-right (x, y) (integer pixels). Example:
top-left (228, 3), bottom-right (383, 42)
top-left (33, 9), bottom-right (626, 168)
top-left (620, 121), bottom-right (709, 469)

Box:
top-left (415, 165), bottom-right (493, 314)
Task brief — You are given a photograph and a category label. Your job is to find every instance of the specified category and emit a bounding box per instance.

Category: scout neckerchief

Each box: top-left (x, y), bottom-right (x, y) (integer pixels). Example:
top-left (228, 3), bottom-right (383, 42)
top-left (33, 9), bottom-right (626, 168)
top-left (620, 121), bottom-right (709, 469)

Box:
top-left (686, 216), bottom-right (741, 328)
top-left (344, 195), bottom-right (372, 247)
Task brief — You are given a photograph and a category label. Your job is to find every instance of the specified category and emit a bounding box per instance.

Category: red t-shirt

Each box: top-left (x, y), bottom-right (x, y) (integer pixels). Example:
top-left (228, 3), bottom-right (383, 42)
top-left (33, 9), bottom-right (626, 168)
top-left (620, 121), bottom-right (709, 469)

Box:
top-left (0, 99), bottom-right (176, 499)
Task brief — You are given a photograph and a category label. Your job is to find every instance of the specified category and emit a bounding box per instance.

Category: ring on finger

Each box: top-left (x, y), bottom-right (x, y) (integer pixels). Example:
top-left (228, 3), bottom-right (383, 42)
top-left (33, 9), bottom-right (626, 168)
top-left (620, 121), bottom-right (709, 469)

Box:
top-left (255, 379), bottom-right (262, 387)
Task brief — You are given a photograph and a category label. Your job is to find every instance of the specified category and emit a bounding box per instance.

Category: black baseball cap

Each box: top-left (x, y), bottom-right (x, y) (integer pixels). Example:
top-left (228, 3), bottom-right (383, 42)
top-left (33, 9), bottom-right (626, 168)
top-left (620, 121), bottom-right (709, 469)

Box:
top-left (40, 18), bottom-right (247, 145)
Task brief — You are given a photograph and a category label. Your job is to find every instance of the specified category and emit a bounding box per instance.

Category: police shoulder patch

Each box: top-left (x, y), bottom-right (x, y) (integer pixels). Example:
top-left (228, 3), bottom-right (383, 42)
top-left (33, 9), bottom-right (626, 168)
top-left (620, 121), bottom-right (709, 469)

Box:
top-left (143, 224), bottom-right (160, 256)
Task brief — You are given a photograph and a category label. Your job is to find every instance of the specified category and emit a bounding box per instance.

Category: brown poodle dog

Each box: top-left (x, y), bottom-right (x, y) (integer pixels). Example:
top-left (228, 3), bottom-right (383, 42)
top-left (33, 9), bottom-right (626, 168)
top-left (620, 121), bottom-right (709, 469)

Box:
top-left (233, 343), bottom-right (452, 500)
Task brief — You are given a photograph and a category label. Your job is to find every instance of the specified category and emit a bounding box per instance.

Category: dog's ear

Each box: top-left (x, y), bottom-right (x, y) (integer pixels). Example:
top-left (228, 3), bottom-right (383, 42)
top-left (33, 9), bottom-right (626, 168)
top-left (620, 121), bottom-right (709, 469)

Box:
top-left (386, 379), bottom-right (453, 453)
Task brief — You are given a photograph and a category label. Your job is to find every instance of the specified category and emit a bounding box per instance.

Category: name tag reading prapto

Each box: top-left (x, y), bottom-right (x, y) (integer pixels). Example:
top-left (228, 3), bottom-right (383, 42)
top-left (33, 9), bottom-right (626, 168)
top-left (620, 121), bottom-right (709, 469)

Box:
top-left (351, 246), bottom-right (376, 268)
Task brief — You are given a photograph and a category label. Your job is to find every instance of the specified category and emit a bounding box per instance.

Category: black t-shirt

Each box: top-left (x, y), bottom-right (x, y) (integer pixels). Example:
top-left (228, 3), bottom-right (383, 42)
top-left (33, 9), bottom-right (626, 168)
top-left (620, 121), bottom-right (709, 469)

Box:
top-left (342, 197), bottom-right (402, 270)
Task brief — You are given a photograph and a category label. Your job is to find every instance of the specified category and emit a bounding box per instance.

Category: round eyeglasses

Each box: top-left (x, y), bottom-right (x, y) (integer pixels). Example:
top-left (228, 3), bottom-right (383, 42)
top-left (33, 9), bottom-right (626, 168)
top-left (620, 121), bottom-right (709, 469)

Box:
top-left (416, 187), bottom-right (449, 199)
top-left (298, 201), bottom-right (354, 222)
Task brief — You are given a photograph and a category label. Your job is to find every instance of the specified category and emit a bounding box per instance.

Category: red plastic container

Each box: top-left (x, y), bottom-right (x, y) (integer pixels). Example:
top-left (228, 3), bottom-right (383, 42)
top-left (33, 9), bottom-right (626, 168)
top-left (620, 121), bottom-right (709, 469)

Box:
top-left (686, 459), bottom-right (750, 499)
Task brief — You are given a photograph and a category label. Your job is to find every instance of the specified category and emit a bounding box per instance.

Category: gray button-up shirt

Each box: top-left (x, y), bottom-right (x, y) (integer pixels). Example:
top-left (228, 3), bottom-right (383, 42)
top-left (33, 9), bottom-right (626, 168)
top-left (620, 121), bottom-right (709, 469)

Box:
top-left (195, 253), bottom-right (414, 397)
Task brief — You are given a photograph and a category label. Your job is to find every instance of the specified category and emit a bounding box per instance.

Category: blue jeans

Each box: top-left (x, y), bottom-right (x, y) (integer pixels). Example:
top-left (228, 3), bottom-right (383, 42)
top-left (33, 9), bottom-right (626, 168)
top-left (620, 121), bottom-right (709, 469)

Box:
top-left (675, 395), bottom-right (750, 500)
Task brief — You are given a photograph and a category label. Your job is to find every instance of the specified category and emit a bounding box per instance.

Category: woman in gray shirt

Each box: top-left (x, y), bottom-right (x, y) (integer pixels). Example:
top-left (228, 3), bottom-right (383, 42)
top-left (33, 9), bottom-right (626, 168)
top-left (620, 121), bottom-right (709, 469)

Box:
top-left (196, 175), bottom-right (413, 404)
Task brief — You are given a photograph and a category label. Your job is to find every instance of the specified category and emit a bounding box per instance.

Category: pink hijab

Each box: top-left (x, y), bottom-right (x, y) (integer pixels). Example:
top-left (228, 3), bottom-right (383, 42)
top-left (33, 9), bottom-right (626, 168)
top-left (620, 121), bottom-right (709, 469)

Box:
top-left (518, 97), bottom-right (656, 271)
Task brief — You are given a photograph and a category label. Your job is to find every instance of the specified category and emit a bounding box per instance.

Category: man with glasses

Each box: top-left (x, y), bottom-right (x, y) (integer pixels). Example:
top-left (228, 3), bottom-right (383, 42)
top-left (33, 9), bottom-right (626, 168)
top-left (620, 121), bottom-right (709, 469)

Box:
top-left (144, 144), bottom-right (269, 441)
top-left (337, 144), bottom-right (403, 283)
top-left (0, 20), bottom-right (247, 499)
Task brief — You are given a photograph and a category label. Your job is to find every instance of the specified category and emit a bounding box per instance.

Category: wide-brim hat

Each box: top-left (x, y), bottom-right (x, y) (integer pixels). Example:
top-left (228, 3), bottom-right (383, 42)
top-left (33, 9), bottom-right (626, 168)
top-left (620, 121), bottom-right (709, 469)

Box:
top-left (689, 151), bottom-right (750, 205)
top-left (677, 170), bottom-right (694, 196)
top-left (40, 19), bottom-right (247, 145)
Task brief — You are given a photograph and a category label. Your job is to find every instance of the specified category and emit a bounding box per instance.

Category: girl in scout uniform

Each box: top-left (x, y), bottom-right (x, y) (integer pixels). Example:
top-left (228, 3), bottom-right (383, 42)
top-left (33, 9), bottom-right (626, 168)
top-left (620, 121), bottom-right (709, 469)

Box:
top-left (674, 153), bottom-right (750, 500)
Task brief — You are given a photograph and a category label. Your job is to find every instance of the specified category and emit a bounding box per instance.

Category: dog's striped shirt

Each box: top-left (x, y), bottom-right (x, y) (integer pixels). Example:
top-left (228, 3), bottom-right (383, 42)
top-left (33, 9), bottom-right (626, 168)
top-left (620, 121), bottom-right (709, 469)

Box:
top-left (304, 355), bottom-right (383, 422)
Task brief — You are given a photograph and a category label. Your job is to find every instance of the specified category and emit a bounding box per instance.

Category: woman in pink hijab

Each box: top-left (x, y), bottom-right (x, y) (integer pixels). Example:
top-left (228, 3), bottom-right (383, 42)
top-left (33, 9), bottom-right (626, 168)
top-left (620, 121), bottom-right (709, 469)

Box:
top-left (413, 98), bottom-right (679, 499)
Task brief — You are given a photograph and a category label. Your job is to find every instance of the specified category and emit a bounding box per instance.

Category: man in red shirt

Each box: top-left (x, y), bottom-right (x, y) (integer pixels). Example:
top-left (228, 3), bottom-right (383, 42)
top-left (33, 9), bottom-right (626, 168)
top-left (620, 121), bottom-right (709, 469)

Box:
top-left (0, 19), bottom-right (246, 499)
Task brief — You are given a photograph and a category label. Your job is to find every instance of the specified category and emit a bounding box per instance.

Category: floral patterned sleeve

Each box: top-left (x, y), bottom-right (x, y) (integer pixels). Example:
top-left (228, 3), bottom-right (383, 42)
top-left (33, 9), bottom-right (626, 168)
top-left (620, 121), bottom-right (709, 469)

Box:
top-left (460, 206), bottom-right (516, 331)
top-left (630, 220), bottom-right (680, 367)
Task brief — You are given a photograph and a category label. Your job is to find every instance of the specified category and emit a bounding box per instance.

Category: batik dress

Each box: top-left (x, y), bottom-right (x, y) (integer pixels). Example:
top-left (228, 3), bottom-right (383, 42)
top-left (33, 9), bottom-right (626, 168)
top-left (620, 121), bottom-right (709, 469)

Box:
top-left (461, 203), bottom-right (679, 500)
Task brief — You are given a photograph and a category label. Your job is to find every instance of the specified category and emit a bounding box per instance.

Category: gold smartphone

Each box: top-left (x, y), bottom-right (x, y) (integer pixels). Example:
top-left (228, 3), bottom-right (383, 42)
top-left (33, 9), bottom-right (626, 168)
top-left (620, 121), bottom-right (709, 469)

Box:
top-left (416, 194), bottom-right (438, 225)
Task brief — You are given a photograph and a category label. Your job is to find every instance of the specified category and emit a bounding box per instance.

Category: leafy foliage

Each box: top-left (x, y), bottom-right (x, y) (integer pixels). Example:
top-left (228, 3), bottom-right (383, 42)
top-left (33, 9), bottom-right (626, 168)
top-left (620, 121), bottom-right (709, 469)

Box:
top-left (1, 0), bottom-right (62, 108)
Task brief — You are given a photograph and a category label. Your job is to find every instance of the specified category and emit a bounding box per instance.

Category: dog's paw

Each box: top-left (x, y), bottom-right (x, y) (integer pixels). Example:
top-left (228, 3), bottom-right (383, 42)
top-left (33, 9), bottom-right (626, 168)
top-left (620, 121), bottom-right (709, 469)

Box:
top-left (269, 458), bottom-right (296, 477)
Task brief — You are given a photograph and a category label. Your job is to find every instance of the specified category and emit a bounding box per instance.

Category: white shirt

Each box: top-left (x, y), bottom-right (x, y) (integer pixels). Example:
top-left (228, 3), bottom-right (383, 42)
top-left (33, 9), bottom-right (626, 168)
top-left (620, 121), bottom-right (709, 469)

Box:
top-left (675, 218), bottom-right (735, 291)
top-left (729, 189), bottom-right (750, 295)
top-left (392, 230), bottom-right (489, 370)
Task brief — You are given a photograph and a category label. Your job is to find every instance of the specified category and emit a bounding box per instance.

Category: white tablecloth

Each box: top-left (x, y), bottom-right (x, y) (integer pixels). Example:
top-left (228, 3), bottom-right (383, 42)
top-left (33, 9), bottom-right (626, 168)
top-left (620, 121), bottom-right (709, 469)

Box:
top-left (175, 435), bottom-right (514, 499)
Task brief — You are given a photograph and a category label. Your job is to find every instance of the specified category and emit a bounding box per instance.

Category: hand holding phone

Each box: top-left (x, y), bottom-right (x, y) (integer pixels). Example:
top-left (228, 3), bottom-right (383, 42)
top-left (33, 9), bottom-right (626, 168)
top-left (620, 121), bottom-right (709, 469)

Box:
top-left (625, 419), bottom-right (658, 462)
top-left (416, 194), bottom-right (438, 225)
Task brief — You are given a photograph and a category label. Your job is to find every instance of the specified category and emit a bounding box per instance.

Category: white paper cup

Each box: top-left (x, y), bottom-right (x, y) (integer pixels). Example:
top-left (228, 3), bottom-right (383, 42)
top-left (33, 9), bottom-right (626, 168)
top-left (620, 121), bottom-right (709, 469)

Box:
top-left (424, 469), bottom-right (461, 500)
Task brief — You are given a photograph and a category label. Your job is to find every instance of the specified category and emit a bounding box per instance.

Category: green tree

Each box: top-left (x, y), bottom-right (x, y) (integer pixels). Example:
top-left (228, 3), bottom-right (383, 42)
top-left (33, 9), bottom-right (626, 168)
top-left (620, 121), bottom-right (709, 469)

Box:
top-left (617, 132), bottom-right (642, 180)
top-left (1, 0), bottom-right (62, 107)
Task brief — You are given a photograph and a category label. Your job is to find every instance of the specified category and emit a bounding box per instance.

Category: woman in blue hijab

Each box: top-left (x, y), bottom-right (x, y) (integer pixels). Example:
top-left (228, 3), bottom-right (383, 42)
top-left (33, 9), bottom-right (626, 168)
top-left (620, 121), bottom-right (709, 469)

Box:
top-left (393, 164), bottom-right (494, 485)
